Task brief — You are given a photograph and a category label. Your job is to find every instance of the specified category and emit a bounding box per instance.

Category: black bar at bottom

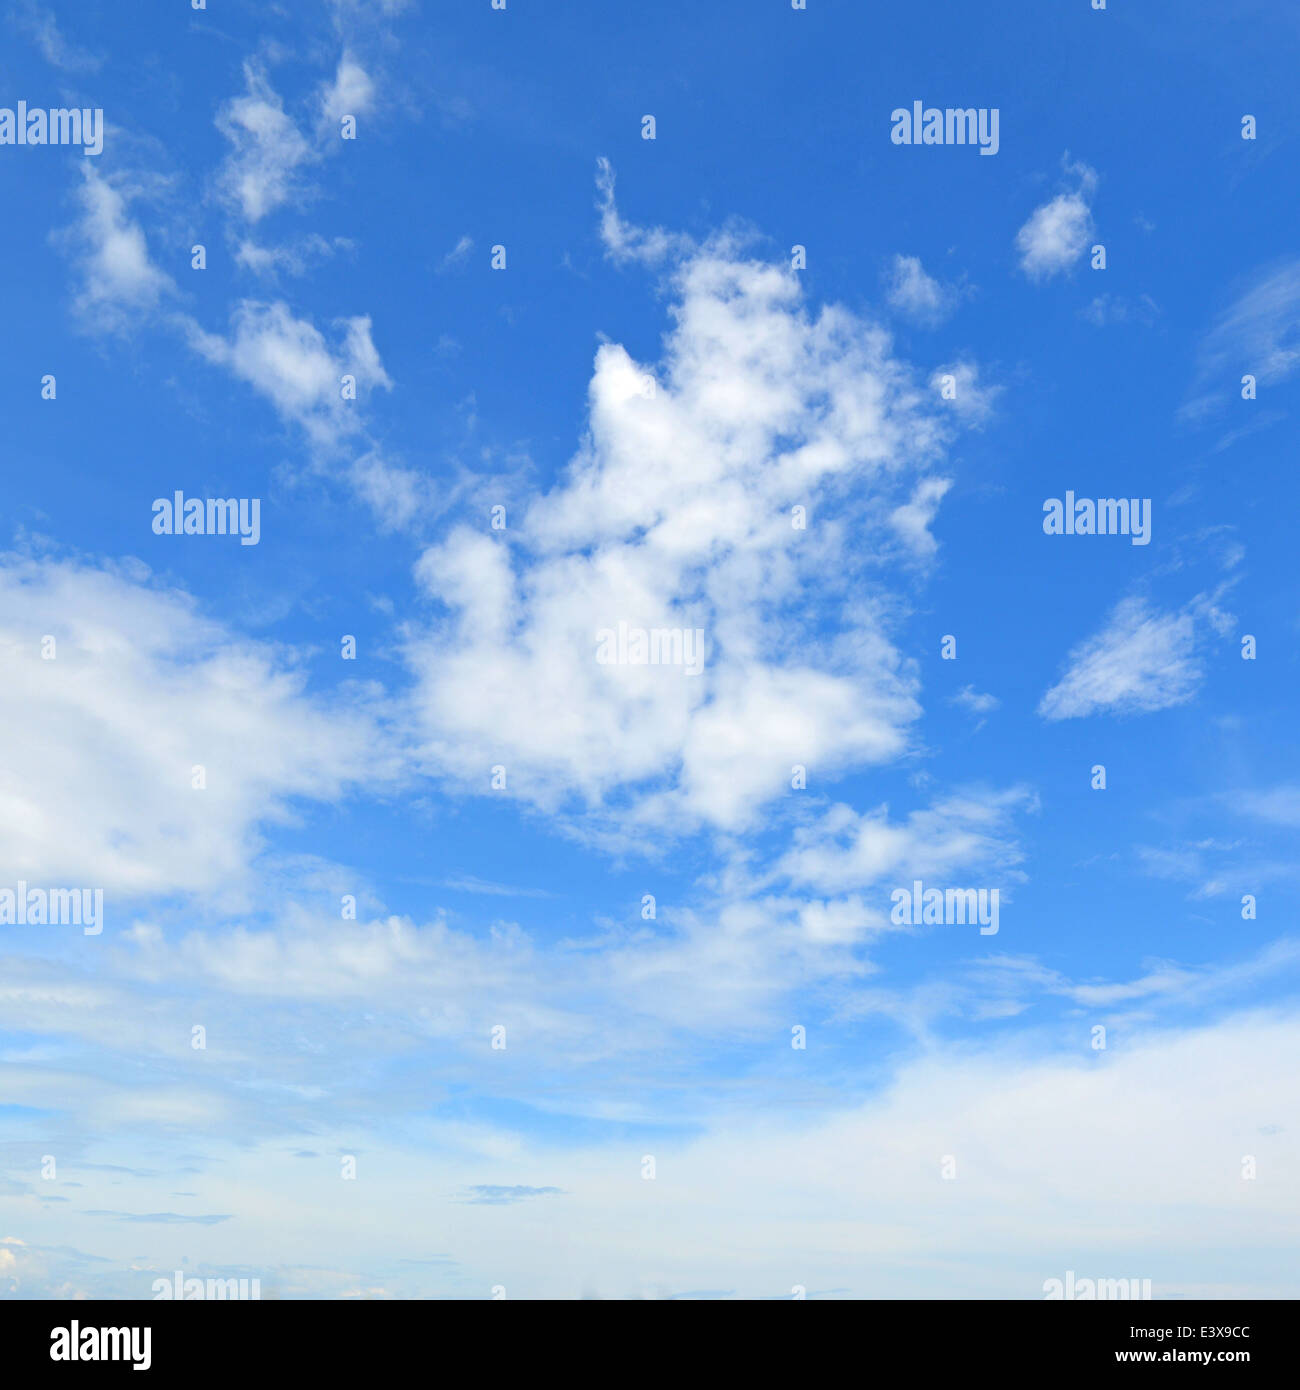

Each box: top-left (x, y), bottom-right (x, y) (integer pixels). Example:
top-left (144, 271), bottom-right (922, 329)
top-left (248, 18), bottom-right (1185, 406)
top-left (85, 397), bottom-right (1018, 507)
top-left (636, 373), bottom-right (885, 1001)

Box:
top-left (0, 1297), bottom-right (1288, 1375)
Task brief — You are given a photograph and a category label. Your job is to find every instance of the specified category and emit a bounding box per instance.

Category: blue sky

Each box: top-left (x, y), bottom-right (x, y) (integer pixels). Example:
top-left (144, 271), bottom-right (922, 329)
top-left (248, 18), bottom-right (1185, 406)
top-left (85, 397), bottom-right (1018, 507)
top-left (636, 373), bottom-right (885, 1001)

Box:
top-left (2, 0), bottom-right (1299, 1299)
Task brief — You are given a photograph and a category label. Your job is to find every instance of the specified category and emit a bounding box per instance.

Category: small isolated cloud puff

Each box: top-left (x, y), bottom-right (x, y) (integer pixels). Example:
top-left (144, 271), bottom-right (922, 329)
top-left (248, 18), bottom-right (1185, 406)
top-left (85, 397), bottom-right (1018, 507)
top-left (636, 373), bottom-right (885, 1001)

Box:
top-left (950, 684), bottom-right (1000, 716)
top-left (188, 303), bottom-right (433, 531)
top-left (885, 254), bottom-right (956, 325)
top-left (1080, 292), bottom-right (1159, 328)
top-left (438, 235), bottom-right (474, 272)
top-left (1038, 592), bottom-right (1233, 720)
top-left (1016, 158), bottom-right (1098, 281)
top-left (930, 361), bottom-right (998, 423)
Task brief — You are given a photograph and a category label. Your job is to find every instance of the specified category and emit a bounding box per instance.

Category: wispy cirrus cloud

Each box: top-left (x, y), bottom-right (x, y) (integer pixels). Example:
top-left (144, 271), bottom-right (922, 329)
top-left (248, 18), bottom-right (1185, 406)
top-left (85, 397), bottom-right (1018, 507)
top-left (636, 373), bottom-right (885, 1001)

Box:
top-left (14, 4), bottom-right (103, 73)
top-left (1038, 592), bottom-right (1234, 721)
top-left (1181, 260), bottom-right (1300, 424)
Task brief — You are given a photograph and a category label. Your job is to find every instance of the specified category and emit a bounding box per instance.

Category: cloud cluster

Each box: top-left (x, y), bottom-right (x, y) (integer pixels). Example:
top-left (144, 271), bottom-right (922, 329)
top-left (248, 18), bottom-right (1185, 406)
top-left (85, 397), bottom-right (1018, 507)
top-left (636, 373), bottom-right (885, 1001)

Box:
top-left (408, 172), bottom-right (980, 837)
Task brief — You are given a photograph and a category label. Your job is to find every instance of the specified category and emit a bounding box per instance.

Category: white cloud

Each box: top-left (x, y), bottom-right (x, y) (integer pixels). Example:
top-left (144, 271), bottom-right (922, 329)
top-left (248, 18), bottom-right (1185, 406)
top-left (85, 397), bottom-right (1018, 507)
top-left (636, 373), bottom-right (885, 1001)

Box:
top-left (235, 233), bottom-right (354, 278)
top-left (59, 149), bottom-right (429, 531)
top-left (0, 556), bottom-right (397, 903)
top-left (1012, 939), bottom-right (1300, 1013)
top-left (1182, 260), bottom-right (1300, 422)
top-left (317, 53), bottom-right (375, 135)
top-left (1038, 593), bottom-right (1233, 720)
top-left (216, 62), bottom-right (318, 222)
top-left (349, 449), bottom-right (433, 531)
top-left (438, 235), bottom-right (474, 272)
top-left (407, 173), bottom-right (984, 837)
top-left (188, 300), bottom-right (390, 451)
top-left (59, 166), bottom-right (419, 530)
top-left (1080, 292), bottom-right (1158, 327)
top-left (774, 788), bottom-right (1030, 897)
top-left (596, 157), bottom-right (689, 265)
top-left (9, 986), bottom-right (1300, 1296)
top-left (885, 254), bottom-right (955, 325)
top-left (65, 167), bottom-right (174, 329)
top-left (930, 360), bottom-right (997, 423)
top-left (187, 302), bottom-right (436, 531)
top-left (876, 949), bottom-right (1233, 1031)
top-left (1016, 159), bottom-right (1097, 281)
top-left (950, 684), bottom-right (999, 716)
top-left (890, 476), bottom-right (951, 557)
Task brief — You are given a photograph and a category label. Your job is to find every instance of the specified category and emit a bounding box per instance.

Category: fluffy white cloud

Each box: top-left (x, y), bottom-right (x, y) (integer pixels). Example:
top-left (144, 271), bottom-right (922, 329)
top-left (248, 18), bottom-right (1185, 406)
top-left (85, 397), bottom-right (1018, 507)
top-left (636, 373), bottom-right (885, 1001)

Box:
top-left (408, 177), bottom-right (983, 836)
top-left (1016, 159), bottom-right (1097, 281)
top-left (0, 556), bottom-right (397, 902)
